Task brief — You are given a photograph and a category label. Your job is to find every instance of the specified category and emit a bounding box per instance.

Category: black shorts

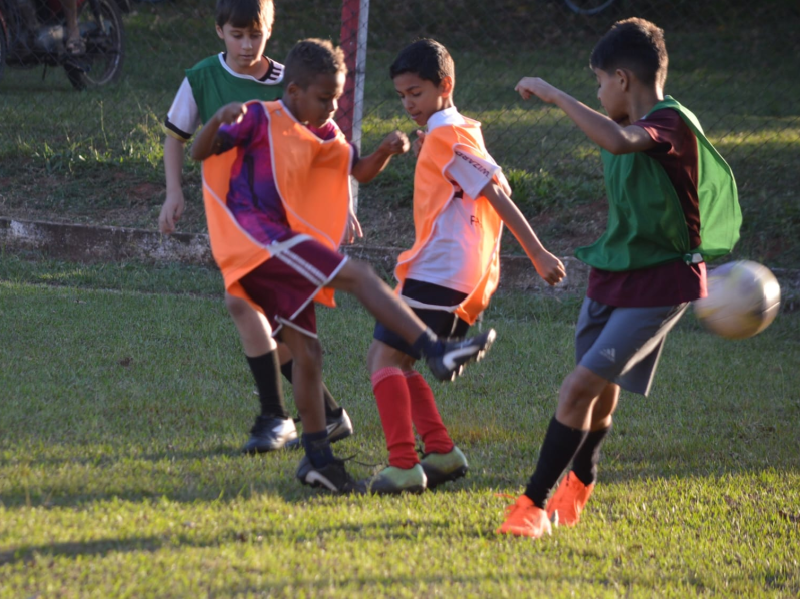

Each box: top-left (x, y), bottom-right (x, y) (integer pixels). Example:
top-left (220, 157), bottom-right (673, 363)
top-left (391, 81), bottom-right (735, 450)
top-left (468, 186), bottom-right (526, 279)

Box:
top-left (373, 278), bottom-right (471, 357)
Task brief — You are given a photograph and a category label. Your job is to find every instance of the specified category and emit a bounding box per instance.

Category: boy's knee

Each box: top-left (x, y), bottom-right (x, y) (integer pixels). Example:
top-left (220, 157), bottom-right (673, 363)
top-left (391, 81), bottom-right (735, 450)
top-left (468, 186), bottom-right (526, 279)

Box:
top-left (291, 337), bottom-right (323, 368)
top-left (337, 259), bottom-right (377, 292)
top-left (224, 293), bottom-right (253, 318)
top-left (559, 367), bottom-right (607, 411)
top-left (367, 339), bottom-right (415, 374)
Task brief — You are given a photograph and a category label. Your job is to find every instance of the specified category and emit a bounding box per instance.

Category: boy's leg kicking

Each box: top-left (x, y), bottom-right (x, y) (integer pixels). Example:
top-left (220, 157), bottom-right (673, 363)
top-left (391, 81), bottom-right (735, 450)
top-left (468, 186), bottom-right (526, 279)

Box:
top-left (329, 259), bottom-right (496, 381)
top-left (498, 300), bottom-right (688, 538)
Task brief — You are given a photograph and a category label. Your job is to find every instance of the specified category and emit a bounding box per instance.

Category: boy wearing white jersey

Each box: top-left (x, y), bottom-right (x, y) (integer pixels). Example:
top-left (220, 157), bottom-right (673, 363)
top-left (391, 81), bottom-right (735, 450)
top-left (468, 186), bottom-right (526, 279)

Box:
top-left (359, 39), bottom-right (566, 495)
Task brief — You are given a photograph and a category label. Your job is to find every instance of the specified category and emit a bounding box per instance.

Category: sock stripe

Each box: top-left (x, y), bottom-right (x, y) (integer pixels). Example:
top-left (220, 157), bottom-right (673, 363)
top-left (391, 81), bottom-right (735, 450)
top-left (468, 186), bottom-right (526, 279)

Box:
top-left (371, 366), bottom-right (404, 387)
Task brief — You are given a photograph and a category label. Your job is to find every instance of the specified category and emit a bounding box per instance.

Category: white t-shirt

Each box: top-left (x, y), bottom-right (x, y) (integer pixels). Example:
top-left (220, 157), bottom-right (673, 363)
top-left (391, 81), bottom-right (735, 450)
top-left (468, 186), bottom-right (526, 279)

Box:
top-left (405, 107), bottom-right (507, 295)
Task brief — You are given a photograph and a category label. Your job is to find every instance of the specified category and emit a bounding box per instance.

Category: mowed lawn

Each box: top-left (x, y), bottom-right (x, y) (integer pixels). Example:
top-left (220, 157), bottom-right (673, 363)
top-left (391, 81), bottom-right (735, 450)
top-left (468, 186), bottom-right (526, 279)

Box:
top-left (1, 260), bottom-right (799, 598)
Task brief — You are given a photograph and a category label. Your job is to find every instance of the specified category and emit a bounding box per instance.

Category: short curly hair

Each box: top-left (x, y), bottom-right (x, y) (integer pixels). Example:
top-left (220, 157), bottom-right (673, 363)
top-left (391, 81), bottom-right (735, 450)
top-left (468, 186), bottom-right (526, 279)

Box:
top-left (283, 39), bottom-right (347, 89)
top-left (590, 18), bottom-right (668, 88)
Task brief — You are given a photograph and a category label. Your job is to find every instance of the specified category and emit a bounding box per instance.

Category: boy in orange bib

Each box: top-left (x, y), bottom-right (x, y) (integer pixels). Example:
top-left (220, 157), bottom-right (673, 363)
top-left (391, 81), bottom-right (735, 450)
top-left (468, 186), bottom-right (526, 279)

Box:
top-left (192, 39), bottom-right (498, 493)
top-left (359, 39), bottom-right (566, 495)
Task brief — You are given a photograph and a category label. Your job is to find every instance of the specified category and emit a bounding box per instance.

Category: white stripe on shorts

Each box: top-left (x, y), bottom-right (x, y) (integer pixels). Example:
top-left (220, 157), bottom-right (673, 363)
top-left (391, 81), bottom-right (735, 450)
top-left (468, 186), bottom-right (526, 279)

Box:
top-left (277, 248), bottom-right (328, 286)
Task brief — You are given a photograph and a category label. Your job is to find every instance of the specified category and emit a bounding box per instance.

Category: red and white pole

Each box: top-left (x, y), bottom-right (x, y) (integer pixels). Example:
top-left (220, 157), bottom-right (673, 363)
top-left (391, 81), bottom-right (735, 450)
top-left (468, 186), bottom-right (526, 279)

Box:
top-left (338, 0), bottom-right (370, 209)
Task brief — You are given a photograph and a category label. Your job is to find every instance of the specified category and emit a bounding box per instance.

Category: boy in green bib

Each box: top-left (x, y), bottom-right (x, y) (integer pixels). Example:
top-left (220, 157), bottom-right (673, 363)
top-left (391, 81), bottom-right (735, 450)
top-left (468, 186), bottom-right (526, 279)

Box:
top-left (157, 0), bottom-right (354, 455)
top-left (497, 17), bottom-right (741, 538)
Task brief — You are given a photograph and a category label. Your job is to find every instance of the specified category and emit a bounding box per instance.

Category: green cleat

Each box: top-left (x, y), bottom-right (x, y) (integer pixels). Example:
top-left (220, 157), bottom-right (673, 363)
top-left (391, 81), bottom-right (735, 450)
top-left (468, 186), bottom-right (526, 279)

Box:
top-left (357, 464), bottom-right (427, 495)
top-left (420, 446), bottom-right (469, 489)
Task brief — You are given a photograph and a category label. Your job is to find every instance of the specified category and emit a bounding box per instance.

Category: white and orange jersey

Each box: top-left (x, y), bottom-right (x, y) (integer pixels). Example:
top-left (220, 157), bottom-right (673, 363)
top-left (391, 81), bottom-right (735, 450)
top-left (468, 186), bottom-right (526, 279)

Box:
top-left (396, 107), bottom-right (508, 325)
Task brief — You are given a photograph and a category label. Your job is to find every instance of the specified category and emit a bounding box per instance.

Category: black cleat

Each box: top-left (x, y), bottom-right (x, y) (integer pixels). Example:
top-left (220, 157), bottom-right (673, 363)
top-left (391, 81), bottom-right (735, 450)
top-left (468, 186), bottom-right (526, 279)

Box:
top-left (241, 415), bottom-right (297, 455)
top-left (426, 329), bottom-right (497, 382)
top-left (285, 409), bottom-right (354, 450)
top-left (295, 455), bottom-right (360, 494)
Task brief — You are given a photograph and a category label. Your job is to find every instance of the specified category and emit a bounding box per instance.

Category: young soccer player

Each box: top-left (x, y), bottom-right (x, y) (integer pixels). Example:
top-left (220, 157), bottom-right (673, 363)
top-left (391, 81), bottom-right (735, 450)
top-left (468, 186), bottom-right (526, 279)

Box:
top-left (497, 18), bottom-right (741, 537)
top-left (358, 39), bottom-right (566, 495)
top-left (192, 38), bottom-right (498, 492)
top-left (157, 0), bottom-right (353, 454)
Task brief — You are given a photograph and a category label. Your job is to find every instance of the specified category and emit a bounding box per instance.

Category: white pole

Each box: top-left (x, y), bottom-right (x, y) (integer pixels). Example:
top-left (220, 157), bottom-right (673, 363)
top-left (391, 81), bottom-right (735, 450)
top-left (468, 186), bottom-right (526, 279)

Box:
top-left (350, 0), bottom-right (369, 212)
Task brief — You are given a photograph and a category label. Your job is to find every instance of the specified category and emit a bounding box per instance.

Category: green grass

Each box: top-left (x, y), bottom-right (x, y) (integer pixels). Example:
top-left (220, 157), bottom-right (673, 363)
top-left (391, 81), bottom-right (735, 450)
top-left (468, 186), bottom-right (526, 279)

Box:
top-left (1, 258), bottom-right (799, 597)
top-left (1, 3), bottom-right (799, 265)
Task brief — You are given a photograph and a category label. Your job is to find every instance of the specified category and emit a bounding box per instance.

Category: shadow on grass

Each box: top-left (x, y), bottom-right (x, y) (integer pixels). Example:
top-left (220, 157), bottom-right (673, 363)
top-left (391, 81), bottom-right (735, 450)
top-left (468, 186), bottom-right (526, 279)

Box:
top-left (0, 516), bottom-right (492, 566)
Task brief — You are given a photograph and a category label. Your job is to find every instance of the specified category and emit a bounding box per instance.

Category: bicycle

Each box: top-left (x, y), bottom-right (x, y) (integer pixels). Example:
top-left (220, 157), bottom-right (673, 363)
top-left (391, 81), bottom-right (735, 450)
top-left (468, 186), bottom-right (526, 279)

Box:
top-left (563, 0), bottom-right (618, 16)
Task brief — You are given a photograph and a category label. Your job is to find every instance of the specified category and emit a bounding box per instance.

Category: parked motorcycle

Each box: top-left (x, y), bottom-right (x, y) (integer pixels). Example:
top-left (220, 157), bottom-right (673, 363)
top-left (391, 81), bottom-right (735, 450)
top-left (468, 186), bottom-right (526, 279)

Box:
top-left (0, 0), bottom-right (124, 90)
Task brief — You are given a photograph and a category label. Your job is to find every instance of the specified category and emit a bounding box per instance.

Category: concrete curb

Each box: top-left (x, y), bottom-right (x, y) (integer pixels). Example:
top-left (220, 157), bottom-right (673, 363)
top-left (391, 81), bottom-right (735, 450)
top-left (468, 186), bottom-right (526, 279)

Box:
top-left (0, 217), bottom-right (590, 294)
top-left (2, 217), bottom-right (798, 307)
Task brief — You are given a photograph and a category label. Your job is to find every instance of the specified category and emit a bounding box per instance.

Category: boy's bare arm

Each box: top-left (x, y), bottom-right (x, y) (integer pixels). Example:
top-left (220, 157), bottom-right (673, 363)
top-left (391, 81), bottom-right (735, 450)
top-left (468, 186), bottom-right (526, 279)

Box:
top-left (351, 131), bottom-right (410, 183)
top-left (515, 77), bottom-right (655, 155)
top-left (482, 181), bottom-right (566, 286)
top-left (190, 102), bottom-right (247, 161)
top-left (159, 135), bottom-right (187, 234)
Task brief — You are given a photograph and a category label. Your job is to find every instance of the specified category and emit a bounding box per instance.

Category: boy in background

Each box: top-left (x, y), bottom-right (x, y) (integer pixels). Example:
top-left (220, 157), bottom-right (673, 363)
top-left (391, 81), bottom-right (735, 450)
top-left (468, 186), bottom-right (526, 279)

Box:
top-left (498, 18), bottom-right (740, 537)
top-left (360, 39), bottom-right (565, 495)
top-left (192, 38), bottom-right (497, 492)
top-left (157, 0), bottom-right (353, 454)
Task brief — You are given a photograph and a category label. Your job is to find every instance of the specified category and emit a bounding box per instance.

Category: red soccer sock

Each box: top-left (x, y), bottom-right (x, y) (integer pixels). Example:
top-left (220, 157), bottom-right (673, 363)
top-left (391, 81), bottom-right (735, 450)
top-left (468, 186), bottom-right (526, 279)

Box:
top-left (372, 367), bottom-right (419, 469)
top-left (404, 370), bottom-right (454, 455)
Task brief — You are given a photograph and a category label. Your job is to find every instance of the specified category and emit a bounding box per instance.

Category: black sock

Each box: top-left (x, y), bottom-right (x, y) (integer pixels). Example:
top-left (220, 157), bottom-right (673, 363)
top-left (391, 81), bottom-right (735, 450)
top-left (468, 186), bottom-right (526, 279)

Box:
top-left (246, 350), bottom-right (289, 420)
top-left (410, 328), bottom-right (444, 360)
top-left (524, 417), bottom-right (589, 509)
top-left (281, 360), bottom-right (342, 419)
top-left (302, 429), bottom-right (334, 468)
top-left (571, 425), bottom-right (612, 486)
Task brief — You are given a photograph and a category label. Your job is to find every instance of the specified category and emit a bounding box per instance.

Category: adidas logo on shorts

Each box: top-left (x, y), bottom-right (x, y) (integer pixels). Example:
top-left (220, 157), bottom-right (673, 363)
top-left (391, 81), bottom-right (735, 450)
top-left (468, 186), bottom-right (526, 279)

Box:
top-left (599, 347), bottom-right (616, 363)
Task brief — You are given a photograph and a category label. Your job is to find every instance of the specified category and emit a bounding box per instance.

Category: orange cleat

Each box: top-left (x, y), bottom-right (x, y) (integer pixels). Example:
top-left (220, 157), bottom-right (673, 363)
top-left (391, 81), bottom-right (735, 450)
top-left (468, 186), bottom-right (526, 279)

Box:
top-left (546, 471), bottom-right (594, 527)
top-left (496, 494), bottom-right (552, 538)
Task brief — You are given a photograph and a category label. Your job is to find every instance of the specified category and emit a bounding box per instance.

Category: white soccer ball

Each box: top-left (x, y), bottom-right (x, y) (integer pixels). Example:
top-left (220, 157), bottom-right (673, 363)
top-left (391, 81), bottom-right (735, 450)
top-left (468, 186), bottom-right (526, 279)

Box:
top-left (693, 260), bottom-right (781, 340)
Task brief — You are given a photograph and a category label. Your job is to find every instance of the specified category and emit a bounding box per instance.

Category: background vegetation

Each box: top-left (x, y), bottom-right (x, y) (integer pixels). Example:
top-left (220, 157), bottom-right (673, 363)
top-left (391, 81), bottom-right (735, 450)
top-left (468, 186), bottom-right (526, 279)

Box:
top-left (0, 0), bottom-right (798, 265)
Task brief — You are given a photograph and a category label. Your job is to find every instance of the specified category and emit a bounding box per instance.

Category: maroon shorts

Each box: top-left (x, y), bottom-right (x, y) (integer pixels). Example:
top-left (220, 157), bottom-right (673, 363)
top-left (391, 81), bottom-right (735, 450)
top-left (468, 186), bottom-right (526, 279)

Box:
top-left (238, 235), bottom-right (347, 338)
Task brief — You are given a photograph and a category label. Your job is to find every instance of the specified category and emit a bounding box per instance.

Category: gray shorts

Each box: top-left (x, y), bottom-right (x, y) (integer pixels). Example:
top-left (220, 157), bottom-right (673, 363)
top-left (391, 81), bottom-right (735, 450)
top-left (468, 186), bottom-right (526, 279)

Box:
top-left (575, 298), bottom-right (689, 396)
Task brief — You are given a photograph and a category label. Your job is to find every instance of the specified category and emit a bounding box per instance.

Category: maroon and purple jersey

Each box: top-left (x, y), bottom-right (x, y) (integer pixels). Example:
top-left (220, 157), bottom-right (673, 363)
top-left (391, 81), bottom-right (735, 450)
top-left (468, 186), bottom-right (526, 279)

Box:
top-left (215, 102), bottom-right (355, 246)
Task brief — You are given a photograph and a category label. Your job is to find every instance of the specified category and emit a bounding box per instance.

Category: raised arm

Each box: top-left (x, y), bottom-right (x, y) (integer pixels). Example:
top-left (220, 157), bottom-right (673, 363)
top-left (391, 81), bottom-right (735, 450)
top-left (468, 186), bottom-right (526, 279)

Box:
top-left (482, 181), bottom-right (566, 286)
top-left (351, 130), bottom-right (410, 183)
top-left (515, 77), bottom-right (655, 155)
top-left (190, 102), bottom-right (248, 161)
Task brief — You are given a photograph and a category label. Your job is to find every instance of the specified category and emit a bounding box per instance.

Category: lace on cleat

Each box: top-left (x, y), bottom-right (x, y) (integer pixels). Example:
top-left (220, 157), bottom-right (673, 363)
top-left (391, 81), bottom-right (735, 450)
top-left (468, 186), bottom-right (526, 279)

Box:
top-left (426, 329), bottom-right (497, 382)
top-left (241, 415), bottom-right (297, 455)
top-left (546, 471), bottom-right (594, 527)
top-left (496, 494), bottom-right (553, 538)
top-left (420, 446), bottom-right (468, 490)
top-left (357, 464), bottom-right (427, 495)
top-left (295, 455), bottom-right (360, 494)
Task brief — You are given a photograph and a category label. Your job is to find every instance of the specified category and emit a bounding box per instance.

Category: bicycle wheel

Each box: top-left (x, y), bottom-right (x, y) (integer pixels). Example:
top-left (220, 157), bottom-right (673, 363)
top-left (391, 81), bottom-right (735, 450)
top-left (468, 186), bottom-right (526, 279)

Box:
top-left (0, 21), bottom-right (6, 85)
top-left (563, 0), bottom-right (618, 15)
top-left (65, 0), bottom-right (125, 90)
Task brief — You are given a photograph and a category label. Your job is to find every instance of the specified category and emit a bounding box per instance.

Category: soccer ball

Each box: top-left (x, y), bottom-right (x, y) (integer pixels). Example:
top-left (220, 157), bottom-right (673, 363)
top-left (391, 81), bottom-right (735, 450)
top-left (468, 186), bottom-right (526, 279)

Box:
top-left (693, 260), bottom-right (781, 340)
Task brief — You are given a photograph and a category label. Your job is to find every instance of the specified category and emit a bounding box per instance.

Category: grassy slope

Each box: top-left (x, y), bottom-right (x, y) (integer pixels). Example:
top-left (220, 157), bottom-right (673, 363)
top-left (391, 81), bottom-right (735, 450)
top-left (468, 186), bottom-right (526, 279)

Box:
top-left (0, 258), bottom-right (798, 597)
